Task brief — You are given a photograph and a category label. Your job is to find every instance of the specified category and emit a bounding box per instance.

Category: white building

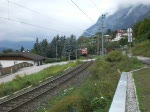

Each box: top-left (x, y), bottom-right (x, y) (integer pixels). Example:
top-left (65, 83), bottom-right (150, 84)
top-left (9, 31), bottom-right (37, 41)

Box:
top-left (112, 29), bottom-right (128, 42)
top-left (0, 52), bottom-right (46, 68)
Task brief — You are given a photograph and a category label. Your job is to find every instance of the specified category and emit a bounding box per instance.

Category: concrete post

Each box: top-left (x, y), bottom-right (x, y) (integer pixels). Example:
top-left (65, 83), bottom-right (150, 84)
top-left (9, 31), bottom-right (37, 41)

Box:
top-left (11, 67), bottom-right (13, 74)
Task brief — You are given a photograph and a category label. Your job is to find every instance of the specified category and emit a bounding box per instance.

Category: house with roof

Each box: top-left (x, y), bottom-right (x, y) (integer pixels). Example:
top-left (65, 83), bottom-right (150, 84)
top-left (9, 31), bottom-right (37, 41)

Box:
top-left (0, 52), bottom-right (46, 68)
top-left (104, 35), bottom-right (112, 42)
top-left (112, 29), bottom-right (128, 42)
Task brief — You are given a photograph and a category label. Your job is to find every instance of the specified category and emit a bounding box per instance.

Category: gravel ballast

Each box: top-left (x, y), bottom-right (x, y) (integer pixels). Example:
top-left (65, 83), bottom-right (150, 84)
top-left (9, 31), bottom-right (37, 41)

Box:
top-left (126, 72), bottom-right (140, 112)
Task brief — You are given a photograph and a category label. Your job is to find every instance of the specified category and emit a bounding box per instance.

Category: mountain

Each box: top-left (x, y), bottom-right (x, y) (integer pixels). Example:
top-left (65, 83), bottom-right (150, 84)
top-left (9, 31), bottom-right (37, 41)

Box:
top-left (82, 4), bottom-right (150, 37)
top-left (0, 47), bottom-right (8, 52)
top-left (0, 41), bottom-right (34, 51)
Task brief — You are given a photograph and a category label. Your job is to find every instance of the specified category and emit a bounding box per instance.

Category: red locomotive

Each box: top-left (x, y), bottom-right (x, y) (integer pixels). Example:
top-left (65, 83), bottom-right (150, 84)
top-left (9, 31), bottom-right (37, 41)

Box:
top-left (81, 48), bottom-right (88, 56)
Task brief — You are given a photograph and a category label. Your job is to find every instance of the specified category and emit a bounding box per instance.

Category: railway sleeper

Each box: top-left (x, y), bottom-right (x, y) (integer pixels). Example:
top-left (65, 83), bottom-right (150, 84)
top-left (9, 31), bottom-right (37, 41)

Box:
top-left (0, 62), bottom-right (92, 112)
top-left (0, 106), bottom-right (12, 111)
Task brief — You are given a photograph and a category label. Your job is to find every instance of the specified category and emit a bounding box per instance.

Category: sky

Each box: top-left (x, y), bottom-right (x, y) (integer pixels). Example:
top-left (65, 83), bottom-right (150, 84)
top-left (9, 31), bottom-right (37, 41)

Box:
top-left (0, 0), bottom-right (150, 42)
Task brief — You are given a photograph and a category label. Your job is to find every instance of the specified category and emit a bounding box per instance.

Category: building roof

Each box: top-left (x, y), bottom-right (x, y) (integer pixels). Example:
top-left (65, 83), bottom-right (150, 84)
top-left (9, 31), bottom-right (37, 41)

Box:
top-left (117, 29), bottom-right (127, 33)
top-left (0, 52), bottom-right (46, 61)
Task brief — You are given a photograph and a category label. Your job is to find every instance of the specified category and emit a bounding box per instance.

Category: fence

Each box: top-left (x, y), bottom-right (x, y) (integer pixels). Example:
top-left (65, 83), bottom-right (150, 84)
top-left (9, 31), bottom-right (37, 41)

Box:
top-left (0, 62), bottom-right (33, 76)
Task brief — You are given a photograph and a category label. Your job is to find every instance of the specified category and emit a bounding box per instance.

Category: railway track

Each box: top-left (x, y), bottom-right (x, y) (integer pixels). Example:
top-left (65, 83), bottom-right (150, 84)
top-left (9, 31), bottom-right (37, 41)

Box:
top-left (0, 61), bottom-right (92, 112)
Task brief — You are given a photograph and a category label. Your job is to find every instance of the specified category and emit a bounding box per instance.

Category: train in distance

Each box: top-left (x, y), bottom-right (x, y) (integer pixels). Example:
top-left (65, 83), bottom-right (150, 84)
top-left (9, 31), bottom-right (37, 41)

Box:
top-left (81, 48), bottom-right (88, 56)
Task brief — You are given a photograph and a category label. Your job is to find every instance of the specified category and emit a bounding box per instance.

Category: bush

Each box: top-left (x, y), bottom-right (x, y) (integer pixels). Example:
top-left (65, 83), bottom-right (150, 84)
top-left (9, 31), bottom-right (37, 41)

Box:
top-left (50, 95), bottom-right (81, 112)
top-left (45, 59), bottom-right (56, 63)
top-left (105, 49), bottom-right (143, 72)
top-left (91, 97), bottom-right (109, 111)
top-left (106, 50), bottom-right (124, 62)
top-left (79, 56), bottom-right (86, 60)
top-left (137, 31), bottom-right (150, 42)
top-left (60, 56), bottom-right (66, 61)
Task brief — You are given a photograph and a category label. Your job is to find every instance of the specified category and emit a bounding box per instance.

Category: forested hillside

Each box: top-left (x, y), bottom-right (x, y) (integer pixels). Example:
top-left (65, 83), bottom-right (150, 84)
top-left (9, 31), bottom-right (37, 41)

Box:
top-left (132, 18), bottom-right (150, 57)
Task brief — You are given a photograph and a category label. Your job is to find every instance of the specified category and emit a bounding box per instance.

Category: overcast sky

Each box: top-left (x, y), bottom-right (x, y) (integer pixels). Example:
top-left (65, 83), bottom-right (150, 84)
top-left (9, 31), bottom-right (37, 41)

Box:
top-left (0, 0), bottom-right (150, 42)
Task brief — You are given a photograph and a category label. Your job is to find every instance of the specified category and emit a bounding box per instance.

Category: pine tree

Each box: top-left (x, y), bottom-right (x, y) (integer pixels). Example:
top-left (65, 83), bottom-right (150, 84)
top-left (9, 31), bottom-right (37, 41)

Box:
top-left (32, 38), bottom-right (40, 54)
top-left (20, 46), bottom-right (25, 52)
top-left (63, 35), bottom-right (78, 60)
top-left (40, 39), bottom-right (49, 57)
top-left (47, 37), bottom-right (57, 58)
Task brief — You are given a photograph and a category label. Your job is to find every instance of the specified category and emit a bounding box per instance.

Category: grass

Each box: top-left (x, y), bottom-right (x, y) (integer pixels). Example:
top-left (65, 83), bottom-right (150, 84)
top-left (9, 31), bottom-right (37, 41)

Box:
top-left (79, 56), bottom-right (87, 60)
top-left (38, 60), bottom-right (120, 112)
top-left (132, 40), bottom-right (150, 57)
top-left (105, 50), bottom-right (144, 72)
top-left (133, 68), bottom-right (150, 112)
top-left (91, 55), bottom-right (100, 59)
top-left (0, 61), bottom-right (82, 98)
top-left (0, 50), bottom-right (143, 112)
top-left (37, 51), bottom-right (144, 112)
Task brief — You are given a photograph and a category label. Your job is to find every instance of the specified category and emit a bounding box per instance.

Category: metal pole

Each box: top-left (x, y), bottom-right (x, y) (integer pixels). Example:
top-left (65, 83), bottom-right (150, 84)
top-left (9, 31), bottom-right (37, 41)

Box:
top-left (129, 28), bottom-right (132, 50)
top-left (69, 52), bottom-right (70, 61)
top-left (97, 35), bottom-right (100, 55)
top-left (130, 42), bottom-right (131, 49)
top-left (101, 14), bottom-right (105, 60)
top-left (92, 37), bottom-right (94, 55)
top-left (76, 49), bottom-right (77, 60)
top-left (56, 40), bottom-right (57, 62)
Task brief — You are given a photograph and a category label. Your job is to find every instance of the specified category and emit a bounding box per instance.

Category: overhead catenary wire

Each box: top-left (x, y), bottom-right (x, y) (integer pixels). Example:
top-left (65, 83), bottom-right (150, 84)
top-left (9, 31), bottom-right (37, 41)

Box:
top-left (7, 0), bottom-right (10, 19)
top-left (0, 16), bottom-right (96, 37)
top-left (5, 0), bottom-right (61, 25)
top-left (0, 16), bottom-right (69, 34)
top-left (6, 0), bottom-right (46, 17)
top-left (70, 0), bottom-right (95, 23)
top-left (5, 0), bottom-right (95, 36)
top-left (90, 0), bottom-right (102, 14)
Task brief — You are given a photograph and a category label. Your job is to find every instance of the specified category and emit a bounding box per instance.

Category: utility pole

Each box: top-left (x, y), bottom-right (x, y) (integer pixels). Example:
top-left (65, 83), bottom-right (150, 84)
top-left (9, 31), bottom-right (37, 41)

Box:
top-left (92, 37), bottom-right (94, 55)
top-left (76, 49), bottom-right (77, 60)
top-left (56, 38), bottom-right (60, 62)
top-left (67, 38), bottom-right (71, 61)
top-left (101, 14), bottom-right (105, 60)
top-left (69, 52), bottom-right (70, 61)
top-left (56, 40), bottom-right (58, 62)
top-left (97, 34), bottom-right (100, 55)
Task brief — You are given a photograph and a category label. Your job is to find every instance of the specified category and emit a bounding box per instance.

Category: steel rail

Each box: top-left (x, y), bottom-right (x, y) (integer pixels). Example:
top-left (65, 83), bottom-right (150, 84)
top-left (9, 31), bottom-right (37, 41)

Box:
top-left (0, 61), bottom-right (92, 112)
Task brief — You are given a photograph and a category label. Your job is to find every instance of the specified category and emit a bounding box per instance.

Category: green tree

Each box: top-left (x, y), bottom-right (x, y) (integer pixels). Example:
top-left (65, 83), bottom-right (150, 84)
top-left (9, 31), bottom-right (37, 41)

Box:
top-left (119, 38), bottom-right (128, 46)
top-left (138, 18), bottom-right (150, 37)
top-left (57, 36), bottom-right (66, 58)
top-left (63, 35), bottom-right (78, 60)
top-left (2, 49), bottom-right (13, 53)
top-left (47, 35), bottom-right (66, 58)
top-left (31, 34), bottom-right (78, 59)
top-left (132, 18), bottom-right (150, 42)
top-left (105, 41), bottom-right (119, 50)
top-left (112, 30), bottom-right (117, 39)
top-left (78, 36), bottom-right (89, 48)
top-left (132, 21), bottom-right (142, 38)
top-left (20, 46), bottom-right (25, 52)
top-left (106, 29), bottom-right (112, 35)
top-left (47, 37), bottom-right (57, 58)
top-left (40, 39), bottom-right (49, 57)
top-left (87, 36), bottom-right (97, 54)
top-left (32, 38), bottom-right (40, 54)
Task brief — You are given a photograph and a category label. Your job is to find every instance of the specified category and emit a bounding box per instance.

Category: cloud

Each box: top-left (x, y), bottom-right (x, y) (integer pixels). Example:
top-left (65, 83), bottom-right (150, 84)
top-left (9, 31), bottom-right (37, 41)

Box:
top-left (0, 0), bottom-right (149, 42)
